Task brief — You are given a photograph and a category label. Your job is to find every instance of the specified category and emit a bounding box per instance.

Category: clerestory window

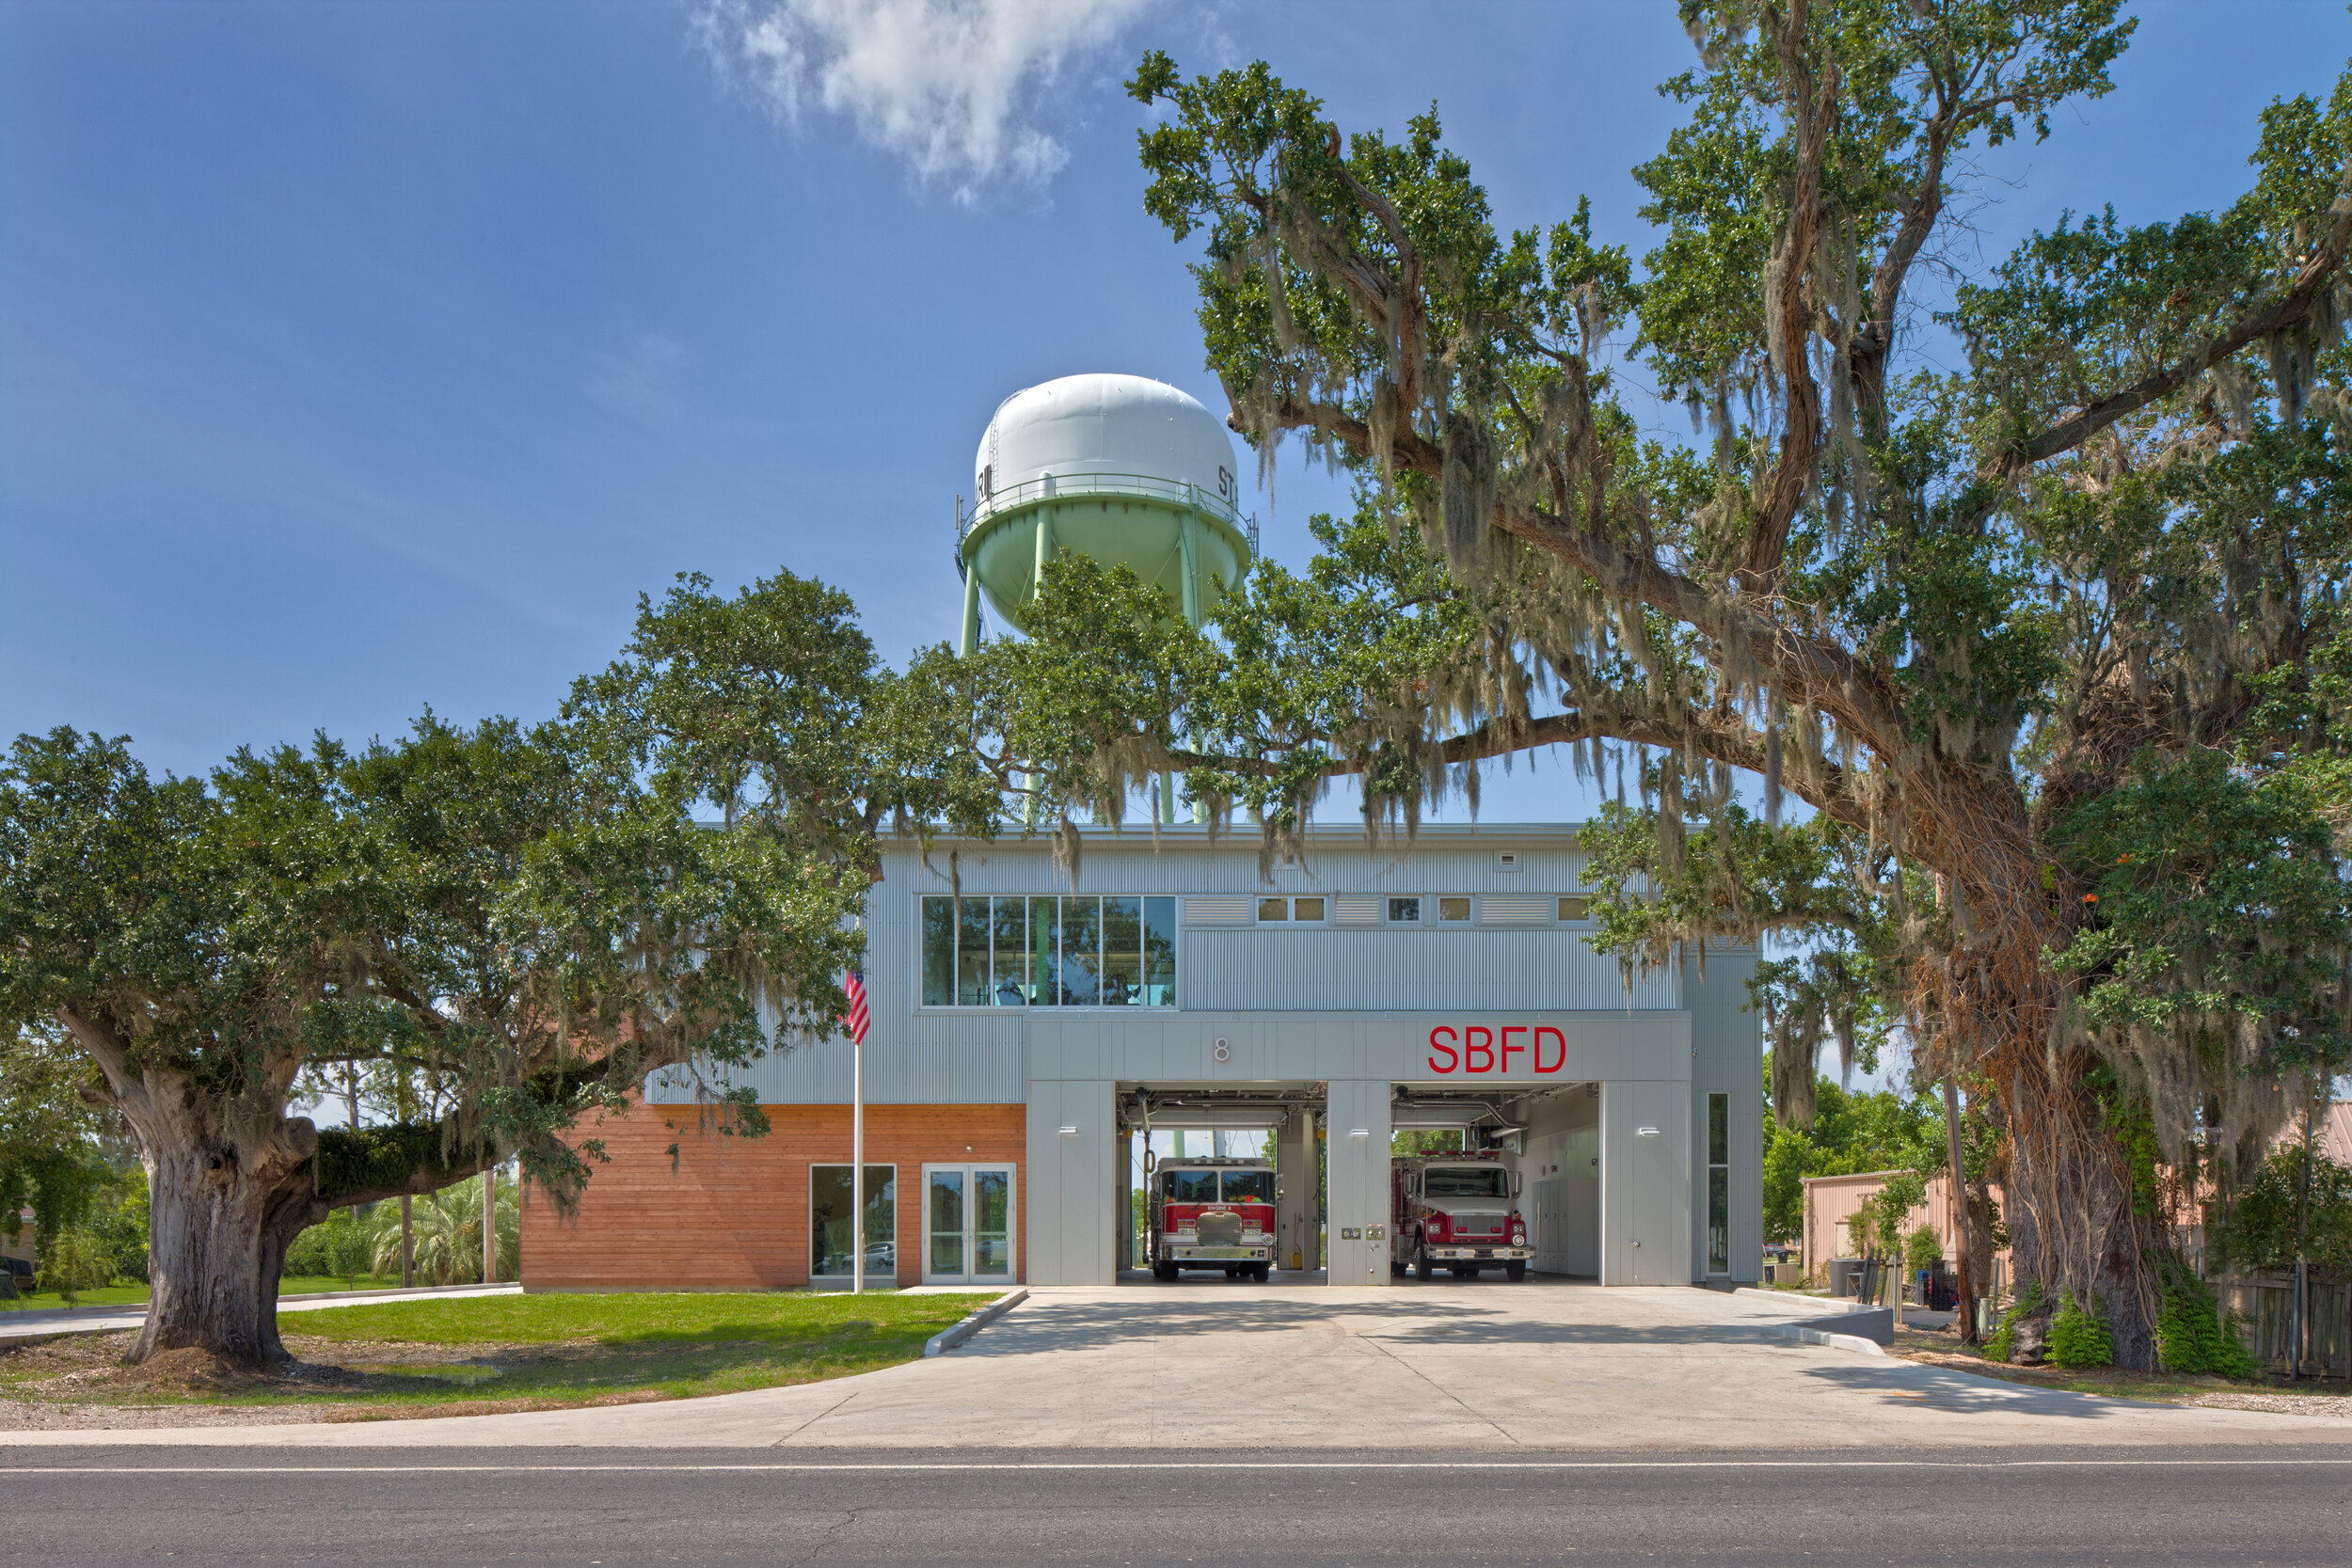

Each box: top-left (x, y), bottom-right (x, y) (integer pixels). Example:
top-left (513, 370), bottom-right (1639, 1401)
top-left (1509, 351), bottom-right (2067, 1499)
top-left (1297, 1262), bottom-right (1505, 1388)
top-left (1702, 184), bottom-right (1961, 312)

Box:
top-left (920, 895), bottom-right (1177, 1007)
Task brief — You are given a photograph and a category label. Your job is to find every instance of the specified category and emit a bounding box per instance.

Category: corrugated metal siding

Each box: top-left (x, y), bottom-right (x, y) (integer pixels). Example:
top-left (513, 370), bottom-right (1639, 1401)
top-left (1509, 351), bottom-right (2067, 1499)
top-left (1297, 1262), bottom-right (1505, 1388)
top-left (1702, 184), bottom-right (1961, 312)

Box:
top-left (1332, 895), bottom-right (1381, 927)
top-left (884, 830), bottom-right (1597, 896)
top-left (644, 1019), bottom-right (1025, 1107)
top-left (1182, 929), bottom-right (1676, 1012)
top-left (1479, 895), bottom-right (1552, 925)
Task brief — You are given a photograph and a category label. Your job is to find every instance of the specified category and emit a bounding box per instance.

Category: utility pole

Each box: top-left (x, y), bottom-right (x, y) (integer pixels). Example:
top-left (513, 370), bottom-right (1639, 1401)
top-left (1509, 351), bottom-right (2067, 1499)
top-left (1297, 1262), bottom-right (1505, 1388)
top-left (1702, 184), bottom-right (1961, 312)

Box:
top-left (1943, 1075), bottom-right (1977, 1342)
top-left (482, 1164), bottom-right (497, 1286)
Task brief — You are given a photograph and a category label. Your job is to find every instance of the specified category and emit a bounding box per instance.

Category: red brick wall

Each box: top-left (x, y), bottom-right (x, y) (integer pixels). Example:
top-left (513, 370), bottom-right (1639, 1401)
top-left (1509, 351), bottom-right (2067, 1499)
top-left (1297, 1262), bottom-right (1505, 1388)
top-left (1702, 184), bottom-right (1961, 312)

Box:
top-left (520, 1100), bottom-right (1027, 1290)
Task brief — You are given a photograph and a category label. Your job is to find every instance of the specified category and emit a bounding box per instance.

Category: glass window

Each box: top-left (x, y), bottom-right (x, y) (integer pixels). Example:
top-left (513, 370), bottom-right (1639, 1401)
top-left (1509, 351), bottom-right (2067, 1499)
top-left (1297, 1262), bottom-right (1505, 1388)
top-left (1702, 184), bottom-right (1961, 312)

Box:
top-left (920, 897), bottom-right (955, 1006)
top-left (1102, 896), bottom-right (1142, 1006)
top-left (1438, 896), bottom-right (1471, 923)
top-left (811, 1164), bottom-right (895, 1277)
top-left (956, 897), bottom-right (991, 1005)
top-left (1558, 896), bottom-right (1590, 921)
top-left (1165, 1169), bottom-right (1218, 1205)
top-left (1060, 895), bottom-right (1103, 1006)
top-left (1707, 1091), bottom-right (1729, 1275)
top-left (1422, 1165), bottom-right (1509, 1197)
top-left (1256, 896), bottom-right (1289, 922)
top-left (920, 891), bottom-right (1175, 1008)
top-left (991, 898), bottom-right (1027, 1006)
top-left (1292, 896), bottom-right (1325, 922)
top-left (1028, 895), bottom-right (1059, 1007)
top-left (1142, 896), bottom-right (1178, 1006)
top-left (1221, 1169), bottom-right (1275, 1204)
top-left (1388, 896), bottom-right (1422, 924)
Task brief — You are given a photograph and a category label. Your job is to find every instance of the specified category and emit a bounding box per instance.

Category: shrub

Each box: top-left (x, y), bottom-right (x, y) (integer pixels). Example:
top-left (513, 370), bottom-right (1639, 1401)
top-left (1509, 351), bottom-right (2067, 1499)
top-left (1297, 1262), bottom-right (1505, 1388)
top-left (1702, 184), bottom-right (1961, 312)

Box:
top-left (1844, 1196), bottom-right (1880, 1259)
top-left (2048, 1288), bottom-right (2115, 1369)
top-left (1987, 1279), bottom-right (2044, 1363)
top-left (2207, 1147), bottom-right (2352, 1273)
top-left (36, 1225), bottom-right (116, 1297)
top-left (1903, 1226), bottom-right (1945, 1270)
top-left (2153, 1266), bottom-right (2256, 1378)
top-left (285, 1203), bottom-right (381, 1280)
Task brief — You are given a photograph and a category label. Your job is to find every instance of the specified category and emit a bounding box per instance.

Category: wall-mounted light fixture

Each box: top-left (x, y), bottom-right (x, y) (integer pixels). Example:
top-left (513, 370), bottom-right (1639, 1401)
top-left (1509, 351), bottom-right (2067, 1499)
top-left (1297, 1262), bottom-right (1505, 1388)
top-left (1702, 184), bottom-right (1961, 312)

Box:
top-left (1348, 1128), bottom-right (1370, 1139)
top-left (1058, 1125), bottom-right (1079, 1137)
top-left (1635, 1126), bottom-right (1661, 1137)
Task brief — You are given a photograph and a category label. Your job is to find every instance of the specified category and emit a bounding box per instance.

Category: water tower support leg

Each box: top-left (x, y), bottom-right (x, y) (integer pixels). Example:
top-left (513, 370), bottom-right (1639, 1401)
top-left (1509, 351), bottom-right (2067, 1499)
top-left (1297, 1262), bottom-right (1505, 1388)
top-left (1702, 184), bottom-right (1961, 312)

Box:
top-left (1032, 513), bottom-right (1055, 606)
top-left (1179, 516), bottom-right (1203, 821)
top-left (958, 561), bottom-right (981, 657)
top-left (1178, 514), bottom-right (1200, 627)
top-left (1159, 771), bottom-right (1176, 823)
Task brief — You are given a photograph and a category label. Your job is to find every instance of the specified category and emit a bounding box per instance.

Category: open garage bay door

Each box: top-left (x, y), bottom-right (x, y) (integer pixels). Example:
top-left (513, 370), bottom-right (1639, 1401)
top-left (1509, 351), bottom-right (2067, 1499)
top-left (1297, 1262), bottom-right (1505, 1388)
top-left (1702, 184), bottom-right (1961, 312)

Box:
top-left (1119, 1083), bottom-right (1327, 1282)
top-left (1394, 1082), bottom-right (1601, 1280)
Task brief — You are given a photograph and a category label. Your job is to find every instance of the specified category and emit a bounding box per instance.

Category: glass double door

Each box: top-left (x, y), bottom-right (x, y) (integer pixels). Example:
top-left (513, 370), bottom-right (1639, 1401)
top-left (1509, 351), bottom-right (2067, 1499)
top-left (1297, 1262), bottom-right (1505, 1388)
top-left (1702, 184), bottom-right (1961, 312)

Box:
top-left (924, 1164), bottom-right (1015, 1285)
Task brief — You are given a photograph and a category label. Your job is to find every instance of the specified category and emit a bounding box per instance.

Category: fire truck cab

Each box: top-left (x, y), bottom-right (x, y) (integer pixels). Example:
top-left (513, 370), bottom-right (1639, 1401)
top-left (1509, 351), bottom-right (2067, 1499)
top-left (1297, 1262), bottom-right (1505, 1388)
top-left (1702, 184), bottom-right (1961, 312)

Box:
top-left (1393, 1151), bottom-right (1531, 1280)
top-left (1147, 1156), bottom-right (1277, 1281)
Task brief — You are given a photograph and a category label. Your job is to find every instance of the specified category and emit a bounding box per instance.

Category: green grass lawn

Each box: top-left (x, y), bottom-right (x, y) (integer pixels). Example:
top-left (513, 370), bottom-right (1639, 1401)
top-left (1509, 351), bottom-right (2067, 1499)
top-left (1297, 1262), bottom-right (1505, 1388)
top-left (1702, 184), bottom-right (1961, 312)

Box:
top-left (1, 1275), bottom-right (409, 1312)
top-left (0, 1291), bottom-right (1001, 1418)
top-left (291, 1290), bottom-right (981, 1345)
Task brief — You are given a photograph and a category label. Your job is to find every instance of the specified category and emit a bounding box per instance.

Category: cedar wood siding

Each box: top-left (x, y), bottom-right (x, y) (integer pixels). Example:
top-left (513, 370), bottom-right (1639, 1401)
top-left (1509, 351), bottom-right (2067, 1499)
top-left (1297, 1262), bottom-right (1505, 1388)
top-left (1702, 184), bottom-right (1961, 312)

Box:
top-left (520, 1100), bottom-right (1026, 1290)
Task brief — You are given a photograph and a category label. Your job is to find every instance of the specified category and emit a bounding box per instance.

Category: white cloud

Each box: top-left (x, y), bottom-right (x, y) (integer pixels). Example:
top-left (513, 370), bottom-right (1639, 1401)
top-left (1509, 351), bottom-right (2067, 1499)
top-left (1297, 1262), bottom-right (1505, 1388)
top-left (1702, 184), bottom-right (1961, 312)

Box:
top-left (694, 0), bottom-right (1151, 201)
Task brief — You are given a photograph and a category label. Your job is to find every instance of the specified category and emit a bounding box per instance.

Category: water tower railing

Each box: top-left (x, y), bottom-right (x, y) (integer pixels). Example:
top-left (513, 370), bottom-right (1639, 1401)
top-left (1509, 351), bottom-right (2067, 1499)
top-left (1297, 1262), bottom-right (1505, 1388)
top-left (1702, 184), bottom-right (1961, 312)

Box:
top-left (957, 472), bottom-right (1258, 559)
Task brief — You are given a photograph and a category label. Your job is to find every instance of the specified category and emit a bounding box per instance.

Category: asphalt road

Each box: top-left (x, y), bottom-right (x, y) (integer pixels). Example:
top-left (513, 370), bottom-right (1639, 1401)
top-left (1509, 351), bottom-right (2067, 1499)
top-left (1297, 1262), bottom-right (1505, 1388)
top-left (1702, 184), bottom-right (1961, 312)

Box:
top-left (2, 1446), bottom-right (2346, 1566)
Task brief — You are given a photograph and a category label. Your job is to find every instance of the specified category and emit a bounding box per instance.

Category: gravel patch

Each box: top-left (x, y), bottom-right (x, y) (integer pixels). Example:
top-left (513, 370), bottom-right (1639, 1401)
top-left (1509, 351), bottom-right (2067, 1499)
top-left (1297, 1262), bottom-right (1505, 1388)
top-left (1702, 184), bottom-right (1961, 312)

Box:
top-left (2184, 1392), bottom-right (2352, 1417)
top-left (0, 1398), bottom-right (331, 1430)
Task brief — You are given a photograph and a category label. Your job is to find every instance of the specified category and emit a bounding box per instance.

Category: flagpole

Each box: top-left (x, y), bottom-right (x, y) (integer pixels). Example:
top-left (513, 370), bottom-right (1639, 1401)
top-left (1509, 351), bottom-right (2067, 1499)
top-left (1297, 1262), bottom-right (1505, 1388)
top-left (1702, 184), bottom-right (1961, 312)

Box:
top-left (852, 1007), bottom-right (865, 1297)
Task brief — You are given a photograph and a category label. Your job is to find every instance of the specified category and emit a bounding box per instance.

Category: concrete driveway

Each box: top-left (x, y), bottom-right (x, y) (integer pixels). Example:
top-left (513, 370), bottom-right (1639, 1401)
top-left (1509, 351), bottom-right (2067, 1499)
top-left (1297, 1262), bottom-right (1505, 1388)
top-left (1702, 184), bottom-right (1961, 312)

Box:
top-left (7, 1281), bottom-right (2348, 1449)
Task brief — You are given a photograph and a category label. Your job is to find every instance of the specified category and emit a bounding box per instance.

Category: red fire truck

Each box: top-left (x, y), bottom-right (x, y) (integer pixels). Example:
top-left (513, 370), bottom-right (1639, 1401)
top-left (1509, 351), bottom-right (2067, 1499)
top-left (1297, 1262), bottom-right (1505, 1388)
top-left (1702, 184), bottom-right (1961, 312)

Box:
top-left (1147, 1156), bottom-right (1276, 1281)
top-left (1392, 1151), bottom-right (1531, 1280)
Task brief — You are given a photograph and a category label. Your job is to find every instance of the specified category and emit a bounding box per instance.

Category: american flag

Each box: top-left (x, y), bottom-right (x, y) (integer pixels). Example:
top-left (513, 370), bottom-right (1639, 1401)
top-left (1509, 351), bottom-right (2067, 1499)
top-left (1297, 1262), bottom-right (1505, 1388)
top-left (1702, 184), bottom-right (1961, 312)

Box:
top-left (842, 971), bottom-right (870, 1044)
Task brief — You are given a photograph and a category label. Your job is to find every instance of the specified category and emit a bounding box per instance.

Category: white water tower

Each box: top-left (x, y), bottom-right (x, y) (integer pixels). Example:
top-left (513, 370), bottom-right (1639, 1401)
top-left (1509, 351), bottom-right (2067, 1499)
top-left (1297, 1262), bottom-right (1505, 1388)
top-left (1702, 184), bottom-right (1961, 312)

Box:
top-left (955, 373), bottom-right (1257, 654)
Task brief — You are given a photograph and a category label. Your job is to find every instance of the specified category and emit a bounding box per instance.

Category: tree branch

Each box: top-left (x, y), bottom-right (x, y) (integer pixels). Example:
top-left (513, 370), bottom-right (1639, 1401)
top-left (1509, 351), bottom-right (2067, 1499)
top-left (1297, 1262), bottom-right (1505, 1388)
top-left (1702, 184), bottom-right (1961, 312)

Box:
top-left (1988, 194), bottom-right (2352, 477)
top-left (1240, 396), bottom-right (1911, 757)
top-left (1743, 2), bottom-right (1837, 582)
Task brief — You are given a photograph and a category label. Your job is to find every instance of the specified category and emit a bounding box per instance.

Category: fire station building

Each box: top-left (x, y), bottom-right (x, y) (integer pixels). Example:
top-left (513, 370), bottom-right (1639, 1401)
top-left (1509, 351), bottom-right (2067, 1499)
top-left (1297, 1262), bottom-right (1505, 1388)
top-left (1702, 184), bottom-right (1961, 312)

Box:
top-left (519, 823), bottom-right (1763, 1291)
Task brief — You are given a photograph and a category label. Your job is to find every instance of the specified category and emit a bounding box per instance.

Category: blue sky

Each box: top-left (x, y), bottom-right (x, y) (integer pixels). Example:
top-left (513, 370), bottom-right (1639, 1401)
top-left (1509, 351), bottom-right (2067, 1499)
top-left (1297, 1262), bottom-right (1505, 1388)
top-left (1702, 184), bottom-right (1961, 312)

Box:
top-left (3, 0), bottom-right (2344, 843)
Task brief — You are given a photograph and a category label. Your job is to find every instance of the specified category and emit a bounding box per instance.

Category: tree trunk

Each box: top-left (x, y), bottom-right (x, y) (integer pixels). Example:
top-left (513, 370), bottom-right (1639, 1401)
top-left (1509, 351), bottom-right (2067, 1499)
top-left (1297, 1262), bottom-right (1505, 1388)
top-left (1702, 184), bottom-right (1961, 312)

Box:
top-left (124, 1089), bottom-right (324, 1369)
top-left (1998, 1046), bottom-right (2164, 1370)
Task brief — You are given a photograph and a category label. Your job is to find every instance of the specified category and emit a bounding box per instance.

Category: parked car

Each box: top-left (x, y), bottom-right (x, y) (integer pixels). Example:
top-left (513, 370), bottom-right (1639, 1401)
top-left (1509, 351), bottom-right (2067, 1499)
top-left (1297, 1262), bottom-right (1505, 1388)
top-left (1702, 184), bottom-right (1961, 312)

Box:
top-left (0, 1256), bottom-right (35, 1297)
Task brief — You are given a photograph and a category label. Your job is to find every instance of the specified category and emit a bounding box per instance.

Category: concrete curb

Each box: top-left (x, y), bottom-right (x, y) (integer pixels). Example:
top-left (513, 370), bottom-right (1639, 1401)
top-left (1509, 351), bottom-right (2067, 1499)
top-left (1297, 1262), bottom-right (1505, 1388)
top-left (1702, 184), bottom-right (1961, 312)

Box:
top-left (1728, 1288), bottom-right (1890, 1356)
top-left (1770, 1322), bottom-right (1890, 1356)
top-left (923, 1288), bottom-right (1028, 1358)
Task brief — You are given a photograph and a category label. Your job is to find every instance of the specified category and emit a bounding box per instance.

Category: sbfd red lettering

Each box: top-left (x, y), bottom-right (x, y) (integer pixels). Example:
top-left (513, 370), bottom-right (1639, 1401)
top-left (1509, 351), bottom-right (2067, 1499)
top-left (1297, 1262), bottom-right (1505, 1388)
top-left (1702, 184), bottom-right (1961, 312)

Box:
top-left (1427, 1022), bottom-right (1570, 1073)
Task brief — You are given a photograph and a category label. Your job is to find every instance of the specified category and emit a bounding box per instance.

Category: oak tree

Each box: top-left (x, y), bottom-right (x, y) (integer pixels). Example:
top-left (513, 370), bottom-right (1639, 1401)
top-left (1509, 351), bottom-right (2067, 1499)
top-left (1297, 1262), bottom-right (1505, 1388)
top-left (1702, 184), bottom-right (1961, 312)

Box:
top-left (994, 2), bottom-right (2352, 1364)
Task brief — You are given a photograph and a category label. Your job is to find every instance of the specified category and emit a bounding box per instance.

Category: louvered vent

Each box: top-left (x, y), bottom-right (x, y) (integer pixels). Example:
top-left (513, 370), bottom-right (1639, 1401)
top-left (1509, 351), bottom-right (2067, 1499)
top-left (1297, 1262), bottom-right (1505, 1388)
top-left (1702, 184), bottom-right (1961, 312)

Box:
top-left (1479, 895), bottom-right (1553, 926)
top-left (1332, 895), bottom-right (1383, 927)
top-left (1183, 895), bottom-right (1253, 927)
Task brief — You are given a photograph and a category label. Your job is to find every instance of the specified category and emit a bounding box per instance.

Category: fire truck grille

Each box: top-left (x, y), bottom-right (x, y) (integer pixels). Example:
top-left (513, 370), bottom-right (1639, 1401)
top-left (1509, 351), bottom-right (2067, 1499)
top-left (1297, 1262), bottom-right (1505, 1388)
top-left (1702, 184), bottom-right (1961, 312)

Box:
top-left (1195, 1212), bottom-right (1244, 1246)
top-left (1450, 1217), bottom-right (1504, 1238)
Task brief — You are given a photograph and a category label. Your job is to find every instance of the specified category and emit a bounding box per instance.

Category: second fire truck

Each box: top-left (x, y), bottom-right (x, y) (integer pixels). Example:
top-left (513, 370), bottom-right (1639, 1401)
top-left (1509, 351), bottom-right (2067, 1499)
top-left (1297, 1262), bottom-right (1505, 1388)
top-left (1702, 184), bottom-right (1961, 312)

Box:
top-left (1392, 1150), bottom-right (1532, 1280)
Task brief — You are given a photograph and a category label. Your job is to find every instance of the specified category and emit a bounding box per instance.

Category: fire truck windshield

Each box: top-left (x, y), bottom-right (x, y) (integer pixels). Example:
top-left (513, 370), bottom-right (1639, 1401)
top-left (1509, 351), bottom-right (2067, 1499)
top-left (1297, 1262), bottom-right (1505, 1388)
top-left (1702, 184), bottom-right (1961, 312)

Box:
top-left (1220, 1170), bottom-right (1274, 1204)
top-left (1165, 1170), bottom-right (1218, 1204)
top-left (1422, 1166), bottom-right (1510, 1198)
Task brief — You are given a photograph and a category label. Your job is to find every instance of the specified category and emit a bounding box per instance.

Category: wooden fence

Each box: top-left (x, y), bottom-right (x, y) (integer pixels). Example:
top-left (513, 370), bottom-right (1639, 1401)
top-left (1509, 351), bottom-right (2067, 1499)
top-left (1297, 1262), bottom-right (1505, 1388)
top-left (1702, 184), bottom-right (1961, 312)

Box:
top-left (2211, 1271), bottom-right (2350, 1378)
